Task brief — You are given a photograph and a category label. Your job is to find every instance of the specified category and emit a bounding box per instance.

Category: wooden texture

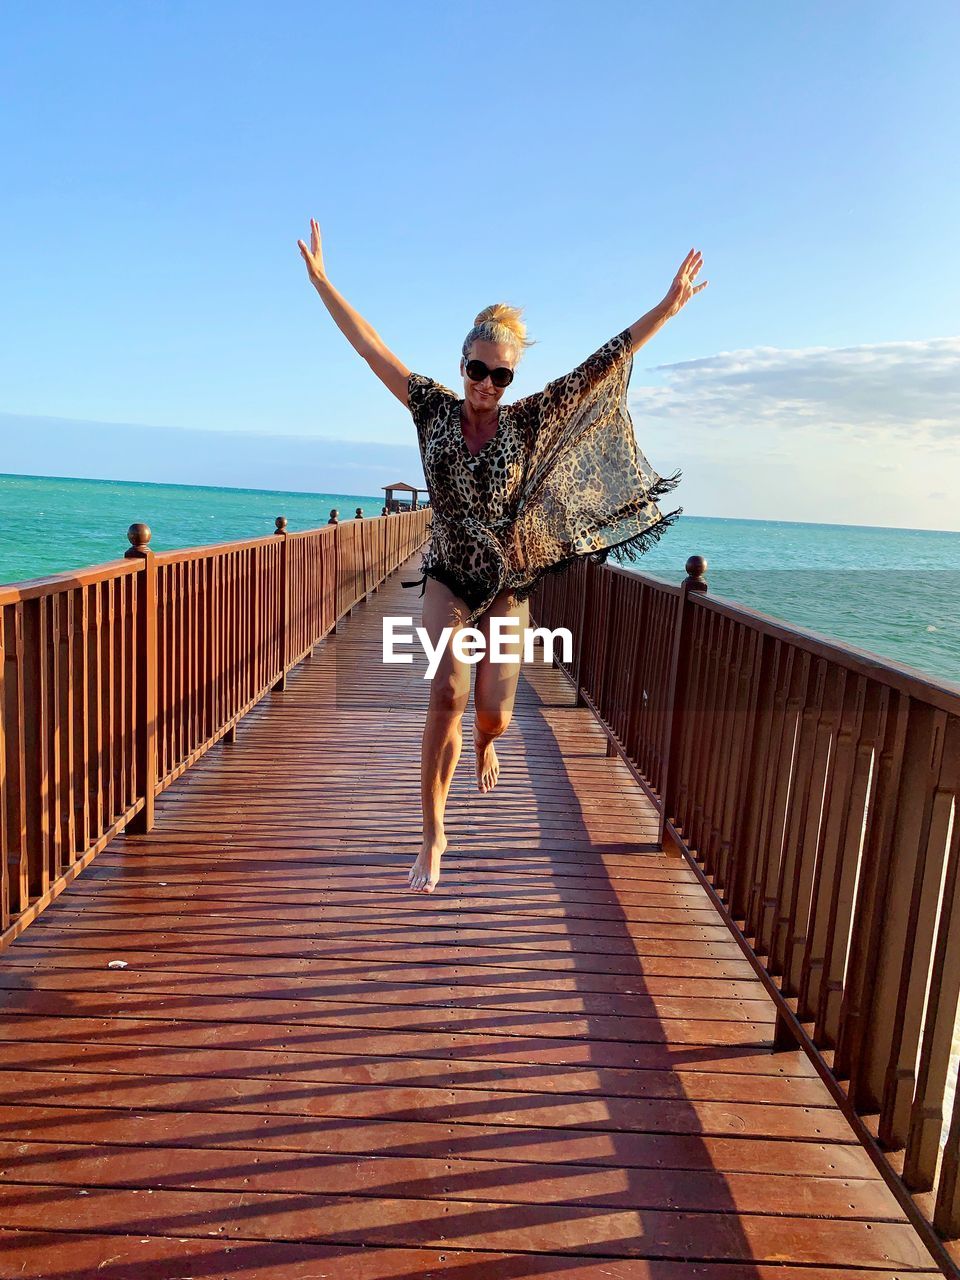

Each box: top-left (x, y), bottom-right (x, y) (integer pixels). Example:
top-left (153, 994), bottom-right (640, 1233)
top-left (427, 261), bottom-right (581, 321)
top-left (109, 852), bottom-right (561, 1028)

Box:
top-left (535, 555), bottom-right (960, 1247)
top-left (0, 562), bottom-right (942, 1277)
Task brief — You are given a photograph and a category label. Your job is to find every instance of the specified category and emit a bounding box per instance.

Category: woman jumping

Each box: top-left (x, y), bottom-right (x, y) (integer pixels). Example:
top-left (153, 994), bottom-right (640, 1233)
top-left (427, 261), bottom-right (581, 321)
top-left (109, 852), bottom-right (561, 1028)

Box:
top-left (297, 219), bottom-right (707, 892)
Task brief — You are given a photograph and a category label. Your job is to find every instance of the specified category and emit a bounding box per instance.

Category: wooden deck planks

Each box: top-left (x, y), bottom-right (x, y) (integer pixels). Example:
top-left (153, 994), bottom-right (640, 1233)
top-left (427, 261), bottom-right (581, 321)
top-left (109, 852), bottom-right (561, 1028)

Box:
top-left (0, 558), bottom-right (943, 1276)
top-left (0, 1232), bottom-right (945, 1280)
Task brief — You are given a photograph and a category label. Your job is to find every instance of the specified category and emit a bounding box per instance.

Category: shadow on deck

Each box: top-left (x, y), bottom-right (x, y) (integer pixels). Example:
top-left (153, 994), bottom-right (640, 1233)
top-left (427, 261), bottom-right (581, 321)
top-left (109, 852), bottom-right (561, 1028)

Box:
top-left (0, 557), bottom-right (943, 1277)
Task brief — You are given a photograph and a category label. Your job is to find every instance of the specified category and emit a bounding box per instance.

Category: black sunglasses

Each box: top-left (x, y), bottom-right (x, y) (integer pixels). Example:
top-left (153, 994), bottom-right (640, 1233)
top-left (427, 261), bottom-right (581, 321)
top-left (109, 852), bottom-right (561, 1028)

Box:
top-left (464, 359), bottom-right (514, 389)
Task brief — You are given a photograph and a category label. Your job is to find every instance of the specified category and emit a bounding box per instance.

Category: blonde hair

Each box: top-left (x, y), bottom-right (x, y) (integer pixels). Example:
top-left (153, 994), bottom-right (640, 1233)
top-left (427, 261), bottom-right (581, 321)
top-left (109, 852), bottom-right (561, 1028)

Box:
top-left (462, 302), bottom-right (536, 364)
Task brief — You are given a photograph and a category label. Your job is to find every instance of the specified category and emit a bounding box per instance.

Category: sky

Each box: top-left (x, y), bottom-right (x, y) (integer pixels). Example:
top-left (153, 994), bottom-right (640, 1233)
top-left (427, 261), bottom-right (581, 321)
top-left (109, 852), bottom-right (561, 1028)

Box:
top-left (1, 0), bottom-right (957, 529)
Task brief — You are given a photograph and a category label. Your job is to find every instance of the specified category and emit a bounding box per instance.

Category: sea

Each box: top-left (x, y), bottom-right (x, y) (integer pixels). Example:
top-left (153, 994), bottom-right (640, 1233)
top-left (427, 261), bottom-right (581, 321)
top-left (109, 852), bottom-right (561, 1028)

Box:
top-left (2, 471), bottom-right (957, 686)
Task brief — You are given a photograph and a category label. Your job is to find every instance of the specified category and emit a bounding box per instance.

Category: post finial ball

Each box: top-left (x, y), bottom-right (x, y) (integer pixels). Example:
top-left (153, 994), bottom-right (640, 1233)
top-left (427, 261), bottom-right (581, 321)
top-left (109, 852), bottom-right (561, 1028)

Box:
top-left (275, 515), bottom-right (288, 533)
top-left (684, 553), bottom-right (708, 594)
top-left (685, 554), bottom-right (707, 579)
top-left (127, 523), bottom-right (152, 551)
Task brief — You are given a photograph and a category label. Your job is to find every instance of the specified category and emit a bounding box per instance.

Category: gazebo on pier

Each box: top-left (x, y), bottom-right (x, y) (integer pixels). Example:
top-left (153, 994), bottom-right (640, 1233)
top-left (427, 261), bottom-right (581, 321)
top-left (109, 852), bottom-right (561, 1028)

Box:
top-left (382, 480), bottom-right (428, 512)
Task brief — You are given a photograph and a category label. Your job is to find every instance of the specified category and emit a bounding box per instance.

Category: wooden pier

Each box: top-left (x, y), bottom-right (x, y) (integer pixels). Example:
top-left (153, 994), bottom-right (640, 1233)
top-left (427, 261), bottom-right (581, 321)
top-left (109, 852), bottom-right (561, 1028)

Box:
top-left (0, 513), bottom-right (957, 1276)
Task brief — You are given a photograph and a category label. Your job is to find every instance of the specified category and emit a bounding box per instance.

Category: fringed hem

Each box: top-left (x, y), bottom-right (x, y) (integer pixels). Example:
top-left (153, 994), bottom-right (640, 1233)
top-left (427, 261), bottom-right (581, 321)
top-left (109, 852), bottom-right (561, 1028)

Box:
top-left (512, 556), bottom-right (577, 603)
top-left (646, 468), bottom-right (683, 501)
top-left (410, 470), bottom-right (684, 613)
top-left (600, 502), bottom-right (684, 566)
top-left (511, 501), bottom-right (684, 604)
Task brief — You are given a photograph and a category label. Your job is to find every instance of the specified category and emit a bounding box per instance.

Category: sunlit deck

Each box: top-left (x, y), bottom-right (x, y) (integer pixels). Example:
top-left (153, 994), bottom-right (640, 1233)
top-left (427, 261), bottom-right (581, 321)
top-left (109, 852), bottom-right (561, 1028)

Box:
top-left (0, 557), bottom-right (944, 1277)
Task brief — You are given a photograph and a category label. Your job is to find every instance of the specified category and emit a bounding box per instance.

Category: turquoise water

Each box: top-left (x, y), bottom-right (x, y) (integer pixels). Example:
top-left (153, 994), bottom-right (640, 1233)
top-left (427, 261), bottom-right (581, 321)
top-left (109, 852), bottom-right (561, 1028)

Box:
top-left (0, 472), bottom-right (385, 580)
top-left (2, 472), bottom-right (958, 686)
top-left (635, 515), bottom-right (960, 688)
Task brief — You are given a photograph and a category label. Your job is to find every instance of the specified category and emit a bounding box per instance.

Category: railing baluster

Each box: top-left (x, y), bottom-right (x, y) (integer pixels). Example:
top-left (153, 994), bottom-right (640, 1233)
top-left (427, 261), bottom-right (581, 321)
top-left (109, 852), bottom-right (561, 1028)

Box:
top-left (125, 523), bottom-right (157, 834)
top-left (190, 559), bottom-right (199, 753)
top-left (730, 633), bottom-right (777, 931)
top-left (714, 623), bottom-right (757, 896)
top-left (906, 715), bottom-right (960, 1194)
top-left (273, 516), bottom-right (289, 692)
top-left (0, 608), bottom-right (7, 927)
top-left (753, 643), bottom-right (799, 960)
top-left (74, 588), bottom-right (90, 858)
top-left (814, 679), bottom-right (881, 1045)
top-left (773, 653), bottom-right (825, 986)
top-left (688, 608), bottom-right (720, 860)
top-left (113, 575), bottom-right (125, 818)
top-left (835, 688), bottom-right (907, 1084)
top-left (3, 605), bottom-right (28, 917)
top-left (875, 704), bottom-right (950, 1149)
top-left (22, 596), bottom-right (50, 897)
top-left (795, 663), bottom-right (849, 1020)
top-left (697, 611), bottom-right (728, 875)
top-left (572, 558), bottom-right (593, 705)
top-left (50, 591), bottom-right (64, 871)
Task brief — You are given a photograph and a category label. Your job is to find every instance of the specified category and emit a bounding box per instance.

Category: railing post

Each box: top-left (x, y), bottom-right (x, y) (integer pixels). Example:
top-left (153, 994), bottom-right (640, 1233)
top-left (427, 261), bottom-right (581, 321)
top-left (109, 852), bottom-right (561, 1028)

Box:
top-left (657, 554), bottom-right (708, 851)
top-left (19, 596), bottom-right (49, 897)
top-left (360, 515), bottom-right (371, 602)
top-left (125, 523), bottom-right (157, 834)
top-left (272, 516), bottom-right (289, 693)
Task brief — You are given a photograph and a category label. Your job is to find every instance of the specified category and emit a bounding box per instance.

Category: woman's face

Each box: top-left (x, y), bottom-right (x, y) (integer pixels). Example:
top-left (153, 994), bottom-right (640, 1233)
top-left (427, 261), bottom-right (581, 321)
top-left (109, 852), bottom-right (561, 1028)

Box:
top-left (460, 338), bottom-right (517, 414)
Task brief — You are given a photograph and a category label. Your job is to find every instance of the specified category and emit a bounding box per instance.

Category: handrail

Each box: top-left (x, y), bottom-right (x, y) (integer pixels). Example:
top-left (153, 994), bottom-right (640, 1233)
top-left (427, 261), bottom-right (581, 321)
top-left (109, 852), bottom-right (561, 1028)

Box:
top-left (530, 553), bottom-right (960, 1262)
top-left (0, 559), bottom-right (141, 605)
top-left (0, 509), bottom-right (430, 947)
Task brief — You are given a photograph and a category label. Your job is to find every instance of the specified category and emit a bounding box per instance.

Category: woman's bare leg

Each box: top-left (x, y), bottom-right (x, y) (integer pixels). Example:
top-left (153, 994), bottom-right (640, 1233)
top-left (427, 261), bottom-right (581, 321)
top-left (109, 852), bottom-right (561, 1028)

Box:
top-left (408, 576), bottom-right (472, 893)
top-left (473, 589), bottom-right (529, 793)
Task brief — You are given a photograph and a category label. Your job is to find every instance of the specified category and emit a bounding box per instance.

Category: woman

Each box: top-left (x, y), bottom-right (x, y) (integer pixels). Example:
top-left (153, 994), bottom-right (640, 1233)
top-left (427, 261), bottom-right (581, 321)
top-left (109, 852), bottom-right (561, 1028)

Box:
top-left (297, 219), bottom-right (707, 892)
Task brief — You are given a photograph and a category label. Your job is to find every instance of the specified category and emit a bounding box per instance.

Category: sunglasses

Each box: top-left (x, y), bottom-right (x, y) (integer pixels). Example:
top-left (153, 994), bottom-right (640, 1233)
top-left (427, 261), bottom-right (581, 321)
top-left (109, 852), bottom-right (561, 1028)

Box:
top-left (464, 359), bottom-right (515, 389)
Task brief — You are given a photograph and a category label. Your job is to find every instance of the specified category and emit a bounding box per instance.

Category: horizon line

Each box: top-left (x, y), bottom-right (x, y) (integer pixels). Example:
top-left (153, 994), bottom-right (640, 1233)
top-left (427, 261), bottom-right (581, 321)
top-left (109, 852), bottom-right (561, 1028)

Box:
top-left (3, 470), bottom-right (959, 538)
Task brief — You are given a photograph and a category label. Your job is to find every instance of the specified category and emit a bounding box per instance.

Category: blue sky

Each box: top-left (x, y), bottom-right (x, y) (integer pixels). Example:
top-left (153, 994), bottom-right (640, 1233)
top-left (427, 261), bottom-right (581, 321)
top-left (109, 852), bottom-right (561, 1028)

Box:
top-left (1, 0), bottom-right (957, 528)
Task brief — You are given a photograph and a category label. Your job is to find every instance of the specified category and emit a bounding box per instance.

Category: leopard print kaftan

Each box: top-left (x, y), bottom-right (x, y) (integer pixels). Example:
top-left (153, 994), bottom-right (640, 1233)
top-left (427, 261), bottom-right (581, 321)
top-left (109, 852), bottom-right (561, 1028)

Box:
top-left (401, 326), bottom-right (682, 626)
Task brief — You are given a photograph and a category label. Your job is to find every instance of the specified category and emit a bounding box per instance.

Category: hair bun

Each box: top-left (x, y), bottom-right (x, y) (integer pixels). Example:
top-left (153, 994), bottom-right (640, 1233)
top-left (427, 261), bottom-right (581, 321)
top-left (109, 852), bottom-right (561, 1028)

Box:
top-left (470, 302), bottom-right (535, 351)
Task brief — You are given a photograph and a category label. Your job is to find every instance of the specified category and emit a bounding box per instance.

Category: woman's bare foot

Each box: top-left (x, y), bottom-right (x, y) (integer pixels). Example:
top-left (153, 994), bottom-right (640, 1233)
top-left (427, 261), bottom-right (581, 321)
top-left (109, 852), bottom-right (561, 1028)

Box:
top-left (408, 833), bottom-right (448, 893)
top-left (474, 729), bottom-right (501, 793)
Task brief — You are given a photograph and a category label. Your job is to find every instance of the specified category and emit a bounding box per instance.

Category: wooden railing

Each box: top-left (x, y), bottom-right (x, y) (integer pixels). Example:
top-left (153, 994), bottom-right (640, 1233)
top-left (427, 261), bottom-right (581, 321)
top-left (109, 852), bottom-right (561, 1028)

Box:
top-left (4, 509), bottom-right (959, 1261)
top-left (530, 552), bottom-right (960, 1260)
top-left (0, 508), bottom-right (430, 946)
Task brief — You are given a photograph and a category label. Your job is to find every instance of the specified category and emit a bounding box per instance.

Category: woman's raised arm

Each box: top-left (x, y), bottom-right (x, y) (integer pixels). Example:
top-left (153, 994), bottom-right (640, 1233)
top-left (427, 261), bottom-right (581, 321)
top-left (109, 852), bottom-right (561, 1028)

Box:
top-left (625, 248), bottom-right (709, 351)
top-left (297, 218), bottom-right (411, 407)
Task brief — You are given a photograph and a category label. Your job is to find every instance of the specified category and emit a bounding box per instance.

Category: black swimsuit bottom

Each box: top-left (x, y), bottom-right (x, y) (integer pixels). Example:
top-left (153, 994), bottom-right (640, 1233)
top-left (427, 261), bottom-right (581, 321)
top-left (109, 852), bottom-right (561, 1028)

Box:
top-left (401, 564), bottom-right (493, 613)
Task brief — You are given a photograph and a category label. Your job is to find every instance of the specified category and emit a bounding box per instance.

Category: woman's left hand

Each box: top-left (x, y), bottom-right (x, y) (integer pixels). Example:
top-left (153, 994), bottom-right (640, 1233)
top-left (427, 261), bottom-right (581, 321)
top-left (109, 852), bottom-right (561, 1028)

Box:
top-left (662, 248), bottom-right (708, 318)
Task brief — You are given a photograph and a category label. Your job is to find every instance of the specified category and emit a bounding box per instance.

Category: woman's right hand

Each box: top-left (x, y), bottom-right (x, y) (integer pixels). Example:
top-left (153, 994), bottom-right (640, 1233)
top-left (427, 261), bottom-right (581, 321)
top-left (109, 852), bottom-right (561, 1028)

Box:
top-left (297, 218), bottom-right (327, 286)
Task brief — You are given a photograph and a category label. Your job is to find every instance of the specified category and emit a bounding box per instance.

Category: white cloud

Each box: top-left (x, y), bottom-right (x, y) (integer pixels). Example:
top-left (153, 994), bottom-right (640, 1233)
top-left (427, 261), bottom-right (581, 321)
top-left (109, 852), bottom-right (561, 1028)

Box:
top-left (627, 337), bottom-right (960, 530)
top-left (633, 337), bottom-right (960, 440)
